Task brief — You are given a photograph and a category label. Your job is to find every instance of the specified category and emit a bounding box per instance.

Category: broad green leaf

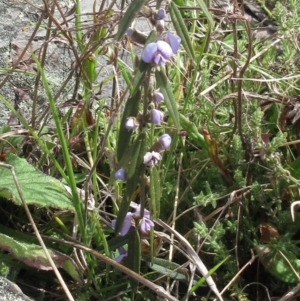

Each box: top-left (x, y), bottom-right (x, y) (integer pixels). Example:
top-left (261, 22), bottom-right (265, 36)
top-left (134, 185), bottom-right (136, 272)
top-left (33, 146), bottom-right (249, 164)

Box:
top-left (0, 225), bottom-right (81, 282)
top-left (149, 167), bottom-right (161, 218)
top-left (0, 154), bottom-right (74, 210)
top-left (117, 89), bottom-right (142, 162)
top-left (255, 245), bottom-right (300, 283)
top-left (155, 70), bottom-right (180, 130)
top-left (128, 231), bottom-right (141, 291)
top-left (169, 1), bottom-right (195, 60)
top-left (116, 0), bottom-right (148, 40)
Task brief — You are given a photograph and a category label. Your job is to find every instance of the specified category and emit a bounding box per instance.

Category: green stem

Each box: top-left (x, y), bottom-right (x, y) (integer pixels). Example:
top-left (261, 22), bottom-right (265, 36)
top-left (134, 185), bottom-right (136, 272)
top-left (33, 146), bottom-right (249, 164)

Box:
top-left (32, 54), bottom-right (86, 243)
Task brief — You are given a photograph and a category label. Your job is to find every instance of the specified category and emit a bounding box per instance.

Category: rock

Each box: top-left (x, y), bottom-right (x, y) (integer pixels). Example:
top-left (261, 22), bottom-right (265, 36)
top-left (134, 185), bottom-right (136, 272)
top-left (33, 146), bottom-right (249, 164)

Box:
top-left (0, 277), bottom-right (33, 301)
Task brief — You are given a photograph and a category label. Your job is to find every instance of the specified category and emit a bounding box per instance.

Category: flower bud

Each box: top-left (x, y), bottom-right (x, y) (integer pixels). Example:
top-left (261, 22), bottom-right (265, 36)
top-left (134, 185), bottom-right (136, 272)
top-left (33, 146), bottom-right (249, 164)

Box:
top-left (158, 134), bottom-right (171, 150)
top-left (114, 168), bottom-right (126, 181)
top-left (153, 90), bottom-right (164, 103)
top-left (125, 117), bottom-right (139, 130)
top-left (157, 8), bottom-right (166, 20)
top-left (156, 19), bottom-right (165, 34)
top-left (150, 109), bottom-right (164, 124)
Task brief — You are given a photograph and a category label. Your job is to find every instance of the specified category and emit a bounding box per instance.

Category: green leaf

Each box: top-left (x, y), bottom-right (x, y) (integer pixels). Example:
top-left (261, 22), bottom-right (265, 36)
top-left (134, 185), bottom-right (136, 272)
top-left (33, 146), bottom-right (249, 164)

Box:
top-left (116, 0), bottom-right (148, 40)
top-left (155, 70), bottom-right (180, 130)
top-left (255, 245), bottom-right (300, 283)
top-left (179, 113), bottom-right (207, 150)
top-left (149, 167), bottom-right (161, 219)
top-left (0, 154), bottom-right (74, 211)
top-left (127, 231), bottom-right (141, 291)
top-left (169, 1), bottom-right (195, 60)
top-left (195, 0), bottom-right (215, 27)
top-left (0, 225), bottom-right (81, 282)
top-left (149, 258), bottom-right (195, 282)
top-left (117, 89), bottom-right (142, 162)
top-left (189, 256), bottom-right (230, 294)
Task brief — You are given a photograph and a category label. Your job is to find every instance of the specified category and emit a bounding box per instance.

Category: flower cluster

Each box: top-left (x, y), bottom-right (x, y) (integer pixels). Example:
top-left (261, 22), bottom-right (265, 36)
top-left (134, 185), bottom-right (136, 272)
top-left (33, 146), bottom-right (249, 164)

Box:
top-left (114, 132), bottom-right (172, 179)
top-left (111, 205), bottom-right (154, 236)
top-left (141, 31), bottom-right (181, 67)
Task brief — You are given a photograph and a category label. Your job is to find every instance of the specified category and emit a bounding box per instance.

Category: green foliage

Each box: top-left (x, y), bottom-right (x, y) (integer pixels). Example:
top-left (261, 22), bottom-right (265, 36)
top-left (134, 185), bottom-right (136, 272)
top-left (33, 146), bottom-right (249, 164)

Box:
top-left (0, 154), bottom-right (74, 210)
top-left (2, 0), bottom-right (300, 300)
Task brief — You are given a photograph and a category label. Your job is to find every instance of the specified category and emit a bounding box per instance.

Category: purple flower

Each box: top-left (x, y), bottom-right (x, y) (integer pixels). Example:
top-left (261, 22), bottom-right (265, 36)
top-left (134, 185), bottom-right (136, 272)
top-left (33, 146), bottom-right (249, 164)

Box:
top-left (114, 168), bottom-right (126, 181)
top-left (165, 31), bottom-right (181, 54)
top-left (150, 109), bottom-right (164, 124)
top-left (134, 205), bottom-right (154, 233)
top-left (141, 41), bottom-right (173, 66)
top-left (126, 28), bottom-right (134, 37)
top-left (111, 212), bottom-right (133, 236)
top-left (111, 205), bottom-right (154, 236)
top-left (144, 151), bottom-right (162, 167)
top-left (157, 8), bottom-right (166, 20)
top-left (125, 117), bottom-right (139, 130)
top-left (154, 90), bottom-right (164, 103)
top-left (114, 247), bottom-right (127, 263)
top-left (158, 134), bottom-right (172, 150)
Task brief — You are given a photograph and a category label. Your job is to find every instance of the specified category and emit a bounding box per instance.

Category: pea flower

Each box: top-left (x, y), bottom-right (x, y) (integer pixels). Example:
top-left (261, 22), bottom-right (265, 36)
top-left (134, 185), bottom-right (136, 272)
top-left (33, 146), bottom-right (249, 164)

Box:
top-left (158, 134), bottom-right (172, 150)
top-left (156, 8), bottom-right (166, 20)
top-left (114, 247), bottom-right (127, 263)
top-left (141, 41), bottom-right (173, 66)
top-left (153, 90), bottom-right (164, 103)
top-left (150, 133), bottom-right (172, 152)
top-left (135, 205), bottom-right (154, 233)
top-left (114, 168), bottom-right (126, 181)
top-left (165, 31), bottom-right (181, 54)
top-left (150, 109), bottom-right (164, 124)
top-left (125, 117), bottom-right (139, 130)
top-left (111, 205), bottom-right (154, 236)
top-left (111, 211), bottom-right (133, 236)
top-left (144, 151), bottom-right (162, 167)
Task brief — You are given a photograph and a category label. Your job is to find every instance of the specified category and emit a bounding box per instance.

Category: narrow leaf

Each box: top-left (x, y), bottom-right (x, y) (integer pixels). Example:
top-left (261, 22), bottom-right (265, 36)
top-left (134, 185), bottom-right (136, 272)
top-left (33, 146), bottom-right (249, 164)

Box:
top-left (179, 113), bottom-right (207, 150)
top-left (149, 257), bottom-right (194, 282)
top-left (195, 0), bottom-right (215, 27)
top-left (169, 1), bottom-right (195, 60)
top-left (155, 70), bottom-right (180, 130)
top-left (116, 0), bottom-right (148, 40)
top-left (128, 231), bottom-right (141, 291)
top-left (190, 256), bottom-right (230, 294)
top-left (150, 167), bottom-right (161, 218)
top-left (115, 133), bottom-right (147, 234)
top-left (117, 89), bottom-right (142, 162)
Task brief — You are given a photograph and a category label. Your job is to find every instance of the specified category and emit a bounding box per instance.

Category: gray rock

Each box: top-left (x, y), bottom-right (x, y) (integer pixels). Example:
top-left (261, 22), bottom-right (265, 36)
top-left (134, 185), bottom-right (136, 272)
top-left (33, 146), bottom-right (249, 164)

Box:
top-left (0, 277), bottom-right (33, 301)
